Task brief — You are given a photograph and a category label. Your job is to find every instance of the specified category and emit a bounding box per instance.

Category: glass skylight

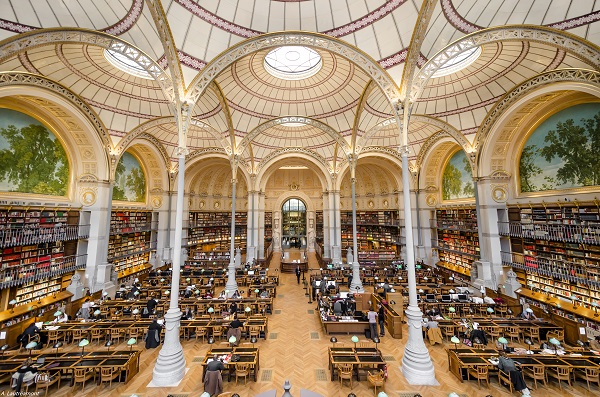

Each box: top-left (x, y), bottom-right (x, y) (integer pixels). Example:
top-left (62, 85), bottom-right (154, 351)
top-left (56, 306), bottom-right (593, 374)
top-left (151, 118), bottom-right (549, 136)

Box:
top-left (431, 46), bottom-right (482, 78)
top-left (264, 46), bottom-right (322, 80)
top-left (104, 49), bottom-right (153, 79)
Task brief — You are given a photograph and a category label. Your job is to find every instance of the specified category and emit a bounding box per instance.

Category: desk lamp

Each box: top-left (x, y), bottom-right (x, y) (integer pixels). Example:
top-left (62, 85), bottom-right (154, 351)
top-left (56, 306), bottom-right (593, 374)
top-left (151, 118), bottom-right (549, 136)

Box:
top-left (160, 278), bottom-right (165, 284)
top-left (524, 338), bottom-right (533, 354)
top-left (8, 299), bottom-right (17, 313)
top-left (200, 393), bottom-right (211, 397)
top-left (351, 335), bottom-right (359, 349)
top-left (330, 337), bottom-right (337, 347)
top-left (25, 341), bottom-right (37, 358)
top-left (94, 309), bottom-right (101, 319)
top-left (207, 336), bottom-right (215, 345)
top-left (208, 307), bottom-right (215, 320)
top-left (186, 277), bottom-right (191, 283)
top-left (254, 289), bottom-right (260, 297)
top-left (448, 393), bottom-right (460, 397)
top-left (549, 337), bottom-right (560, 354)
top-left (105, 340), bottom-right (113, 352)
top-left (577, 339), bottom-right (585, 349)
top-left (373, 336), bottom-right (380, 351)
top-left (54, 310), bottom-right (62, 318)
top-left (450, 336), bottom-right (461, 350)
top-left (78, 339), bottom-right (89, 356)
top-left (164, 290), bottom-right (170, 296)
top-left (448, 307), bottom-right (456, 314)
top-left (377, 393), bottom-right (388, 397)
top-left (195, 289), bottom-right (201, 296)
top-left (487, 307), bottom-right (494, 315)
top-left (250, 336), bottom-right (258, 348)
top-left (127, 337), bottom-right (137, 352)
top-left (497, 337), bottom-right (508, 351)
top-left (1, 344), bottom-right (9, 356)
top-left (53, 341), bottom-right (63, 355)
top-left (132, 308), bottom-right (140, 320)
top-left (228, 335), bottom-right (237, 347)
top-left (449, 277), bottom-right (454, 281)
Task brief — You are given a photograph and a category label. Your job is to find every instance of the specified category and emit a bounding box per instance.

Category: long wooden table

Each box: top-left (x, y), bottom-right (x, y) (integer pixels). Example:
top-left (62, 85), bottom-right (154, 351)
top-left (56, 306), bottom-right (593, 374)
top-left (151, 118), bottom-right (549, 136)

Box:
top-left (200, 347), bottom-right (260, 382)
top-left (437, 318), bottom-right (562, 341)
top-left (328, 346), bottom-right (386, 381)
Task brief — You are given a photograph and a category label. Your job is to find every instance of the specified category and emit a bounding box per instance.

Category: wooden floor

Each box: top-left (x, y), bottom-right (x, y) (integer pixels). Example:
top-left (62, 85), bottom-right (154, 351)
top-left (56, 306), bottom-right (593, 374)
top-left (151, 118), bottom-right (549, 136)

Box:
top-left (4, 253), bottom-right (597, 397)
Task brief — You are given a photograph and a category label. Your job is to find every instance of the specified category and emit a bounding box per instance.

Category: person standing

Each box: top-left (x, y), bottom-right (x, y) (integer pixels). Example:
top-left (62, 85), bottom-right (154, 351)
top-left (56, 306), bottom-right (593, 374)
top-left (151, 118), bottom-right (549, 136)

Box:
top-left (295, 265), bottom-right (301, 284)
top-left (367, 307), bottom-right (378, 341)
top-left (204, 355), bottom-right (224, 396)
top-left (377, 303), bottom-right (385, 337)
top-left (145, 319), bottom-right (162, 349)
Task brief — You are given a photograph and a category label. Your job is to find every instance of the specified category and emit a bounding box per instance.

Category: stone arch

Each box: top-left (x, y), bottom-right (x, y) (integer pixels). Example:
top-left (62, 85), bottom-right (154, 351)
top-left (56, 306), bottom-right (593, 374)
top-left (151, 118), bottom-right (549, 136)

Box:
top-left (336, 150), bottom-right (404, 192)
top-left (420, 138), bottom-right (469, 196)
top-left (185, 152), bottom-right (251, 194)
top-left (116, 135), bottom-right (171, 194)
top-left (256, 149), bottom-right (332, 192)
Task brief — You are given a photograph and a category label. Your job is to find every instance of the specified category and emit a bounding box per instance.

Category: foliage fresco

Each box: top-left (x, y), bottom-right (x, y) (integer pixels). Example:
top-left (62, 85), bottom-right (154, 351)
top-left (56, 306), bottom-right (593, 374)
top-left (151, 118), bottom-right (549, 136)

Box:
top-left (442, 150), bottom-right (474, 200)
top-left (113, 152), bottom-right (146, 202)
top-left (519, 103), bottom-right (600, 192)
top-left (0, 108), bottom-right (69, 196)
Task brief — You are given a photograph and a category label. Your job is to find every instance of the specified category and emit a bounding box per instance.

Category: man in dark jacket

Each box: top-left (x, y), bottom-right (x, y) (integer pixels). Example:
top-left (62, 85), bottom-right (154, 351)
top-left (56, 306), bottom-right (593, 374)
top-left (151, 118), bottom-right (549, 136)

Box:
top-left (21, 323), bottom-right (40, 348)
top-left (145, 319), bottom-right (162, 349)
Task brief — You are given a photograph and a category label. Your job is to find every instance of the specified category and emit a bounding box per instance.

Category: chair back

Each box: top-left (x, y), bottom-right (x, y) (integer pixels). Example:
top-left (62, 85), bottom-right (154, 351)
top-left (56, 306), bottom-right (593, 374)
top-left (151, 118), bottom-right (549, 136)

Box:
top-left (532, 365), bottom-right (544, 378)
top-left (367, 370), bottom-right (385, 386)
top-left (556, 366), bottom-right (570, 379)
top-left (476, 365), bottom-right (488, 377)
top-left (585, 367), bottom-right (599, 379)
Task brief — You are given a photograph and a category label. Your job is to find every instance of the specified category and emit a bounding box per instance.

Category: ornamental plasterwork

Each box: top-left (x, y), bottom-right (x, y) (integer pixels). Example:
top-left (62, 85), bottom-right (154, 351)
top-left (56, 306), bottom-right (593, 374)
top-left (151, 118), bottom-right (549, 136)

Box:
top-left (256, 147), bottom-right (332, 175)
top-left (409, 26), bottom-right (600, 103)
top-left (186, 32), bottom-right (401, 110)
top-left (237, 116), bottom-right (351, 157)
top-left (189, 118), bottom-right (232, 154)
top-left (79, 187), bottom-right (97, 206)
top-left (78, 174), bottom-right (99, 184)
top-left (0, 72), bottom-right (112, 150)
top-left (359, 146), bottom-right (404, 164)
top-left (0, 29), bottom-right (175, 103)
top-left (412, 114), bottom-right (472, 167)
top-left (355, 117), bottom-right (398, 154)
top-left (475, 69), bottom-right (600, 150)
top-left (491, 185), bottom-right (508, 203)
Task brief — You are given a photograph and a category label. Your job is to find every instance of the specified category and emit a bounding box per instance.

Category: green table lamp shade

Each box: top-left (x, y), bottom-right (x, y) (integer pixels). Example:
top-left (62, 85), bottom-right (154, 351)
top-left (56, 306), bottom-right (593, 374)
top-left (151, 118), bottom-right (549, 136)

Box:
top-left (450, 336), bottom-right (460, 344)
top-left (201, 393), bottom-right (211, 397)
top-left (54, 310), bottom-right (62, 317)
top-left (593, 302), bottom-right (599, 307)
top-left (229, 336), bottom-right (237, 343)
top-left (255, 289), bottom-right (260, 293)
top-left (8, 299), bottom-right (17, 305)
top-left (186, 278), bottom-right (190, 281)
top-left (245, 307), bottom-right (251, 312)
top-left (195, 290), bottom-right (201, 295)
top-left (487, 307), bottom-right (494, 313)
top-left (103, 292), bottom-right (108, 296)
top-left (25, 341), bottom-right (37, 349)
top-left (384, 268), bottom-right (388, 271)
top-left (497, 337), bottom-right (508, 345)
top-left (549, 337), bottom-right (560, 345)
top-left (127, 338), bottom-right (136, 345)
top-left (134, 291), bottom-right (139, 295)
top-left (132, 309), bottom-right (140, 315)
top-left (449, 393), bottom-right (460, 397)
top-left (208, 307), bottom-right (215, 313)
top-left (94, 309), bottom-right (101, 315)
top-left (418, 289), bottom-right (424, 293)
top-left (449, 307), bottom-right (456, 313)
top-left (160, 278), bottom-right (165, 282)
top-left (423, 276), bottom-right (428, 280)
top-left (378, 392), bottom-right (388, 397)
top-left (330, 337), bottom-right (337, 343)
top-left (78, 339), bottom-right (90, 347)
top-left (164, 290), bottom-right (170, 295)
top-left (351, 335), bottom-right (359, 343)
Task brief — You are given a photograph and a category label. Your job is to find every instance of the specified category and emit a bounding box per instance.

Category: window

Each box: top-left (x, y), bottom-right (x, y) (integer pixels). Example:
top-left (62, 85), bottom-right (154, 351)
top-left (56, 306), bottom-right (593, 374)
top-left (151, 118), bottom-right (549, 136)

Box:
top-left (264, 46), bottom-right (322, 80)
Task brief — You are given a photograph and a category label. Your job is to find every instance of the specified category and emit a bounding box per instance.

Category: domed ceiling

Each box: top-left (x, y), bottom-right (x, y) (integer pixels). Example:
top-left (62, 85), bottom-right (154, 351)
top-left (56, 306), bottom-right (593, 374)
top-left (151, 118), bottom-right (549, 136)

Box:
top-left (0, 0), bottom-right (598, 178)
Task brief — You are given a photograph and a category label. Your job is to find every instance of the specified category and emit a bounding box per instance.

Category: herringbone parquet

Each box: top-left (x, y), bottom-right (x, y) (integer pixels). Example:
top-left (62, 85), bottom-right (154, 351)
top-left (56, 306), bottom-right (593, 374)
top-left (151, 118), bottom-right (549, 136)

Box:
top-left (3, 252), bottom-right (597, 397)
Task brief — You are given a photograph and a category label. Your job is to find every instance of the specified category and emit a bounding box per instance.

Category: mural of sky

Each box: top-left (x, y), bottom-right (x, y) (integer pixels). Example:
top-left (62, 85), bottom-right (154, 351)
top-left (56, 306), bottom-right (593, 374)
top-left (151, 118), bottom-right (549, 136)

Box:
top-left (442, 150), bottom-right (474, 200)
top-left (0, 108), bottom-right (68, 196)
top-left (113, 152), bottom-right (146, 202)
top-left (519, 103), bottom-right (600, 193)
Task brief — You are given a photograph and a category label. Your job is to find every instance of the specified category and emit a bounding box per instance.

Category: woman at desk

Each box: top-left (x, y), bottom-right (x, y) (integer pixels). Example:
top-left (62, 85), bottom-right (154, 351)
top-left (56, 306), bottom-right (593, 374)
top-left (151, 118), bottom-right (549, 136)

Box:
top-left (11, 358), bottom-right (37, 394)
top-left (145, 319), bottom-right (162, 349)
top-left (497, 352), bottom-right (530, 395)
top-left (520, 308), bottom-right (537, 320)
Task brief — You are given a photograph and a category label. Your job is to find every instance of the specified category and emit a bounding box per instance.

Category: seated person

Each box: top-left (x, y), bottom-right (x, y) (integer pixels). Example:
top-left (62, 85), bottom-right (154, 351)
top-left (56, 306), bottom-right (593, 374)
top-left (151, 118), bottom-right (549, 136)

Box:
top-left (520, 308), bottom-right (537, 320)
top-left (183, 286), bottom-right (193, 298)
top-left (20, 323), bottom-right (40, 348)
top-left (425, 317), bottom-right (443, 345)
top-left (589, 335), bottom-right (600, 351)
top-left (259, 290), bottom-right (270, 298)
top-left (229, 301), bottom-right (238, 315)
top-left (181, 307), bottom-right (194, 320)
top-left (204, 355), bottom-right (224, 396)
top-left (52, 312), bottom-right (69, 323)
top-left (497, 352), bottom-right (530, 395)
top-left (229, 316), bottom-right (243, 329)
top-left (231, 290), bottom-right (242, 299)
top-left (11, 358), bottom-right (37, 394)
top-left (426, 307), bottom-right (441, 318)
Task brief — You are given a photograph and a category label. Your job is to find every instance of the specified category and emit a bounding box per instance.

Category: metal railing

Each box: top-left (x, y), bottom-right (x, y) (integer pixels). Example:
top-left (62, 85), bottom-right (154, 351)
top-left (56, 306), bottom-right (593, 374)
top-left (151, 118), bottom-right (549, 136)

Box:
top-left (430, 219), bottom-right (478, 231)
top-left (0, 253), bottom-right (87, 288)
top-left (498, 221), bottom-right (600, 244)
top-left (0, 224), bottom-right (90, 248)
top-left (107, 240), bottom-right (157, 261)
top-left (110, 220), bottom-right (158, 235)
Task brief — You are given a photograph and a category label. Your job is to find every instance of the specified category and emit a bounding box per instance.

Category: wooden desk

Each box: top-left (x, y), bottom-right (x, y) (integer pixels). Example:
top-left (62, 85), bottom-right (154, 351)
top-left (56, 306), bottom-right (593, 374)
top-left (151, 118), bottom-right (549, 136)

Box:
top-left (200, 347), bottom-right (259, 382)
top-left (320, 316), bottom-right (369, 335)
top-left (328, 347), bottom-right (386, 381)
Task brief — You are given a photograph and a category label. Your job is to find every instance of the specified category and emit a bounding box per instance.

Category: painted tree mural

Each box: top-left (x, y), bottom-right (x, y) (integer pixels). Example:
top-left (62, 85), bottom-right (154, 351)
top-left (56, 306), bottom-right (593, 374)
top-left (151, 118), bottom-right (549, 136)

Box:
top-left (519, 103), bottom-right (600, 192)
top-left (0, 109), bottom-right (68, 196)
top-left (442, 150), bottom-right (474, 200)
top-left (113, 152), bottom-right (146, 202)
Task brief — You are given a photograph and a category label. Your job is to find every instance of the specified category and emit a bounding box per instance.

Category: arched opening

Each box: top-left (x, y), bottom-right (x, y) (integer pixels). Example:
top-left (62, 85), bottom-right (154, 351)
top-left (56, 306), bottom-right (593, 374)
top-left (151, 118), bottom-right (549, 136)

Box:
top-left (281, 198), bottom-right (307, 250)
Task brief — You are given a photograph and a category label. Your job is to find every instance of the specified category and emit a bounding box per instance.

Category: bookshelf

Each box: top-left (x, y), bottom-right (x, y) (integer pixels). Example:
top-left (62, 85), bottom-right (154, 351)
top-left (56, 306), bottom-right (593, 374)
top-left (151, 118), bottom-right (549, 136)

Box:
top-left (188, 211), bottom-right (247, 253)
top-left (264, 212), bottom-right (272, 244)
top-left (432, 207), bottom-right (479, 276)
top-left (108, 210), bottom-right (157, 277)
top-left (340, 211), bottom-right (403, 262)
top-left (316, 211), bottom-right (323, 243)
top-left (500, 203), bottom-right (600, 308)
top-left (0, 207), bottom-right (86, 303)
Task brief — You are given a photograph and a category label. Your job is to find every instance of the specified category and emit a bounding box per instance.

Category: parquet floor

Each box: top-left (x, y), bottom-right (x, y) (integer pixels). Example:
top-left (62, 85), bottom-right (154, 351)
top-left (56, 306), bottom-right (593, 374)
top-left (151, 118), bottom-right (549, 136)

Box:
top-left (3, 253), bottom-right (598, 396)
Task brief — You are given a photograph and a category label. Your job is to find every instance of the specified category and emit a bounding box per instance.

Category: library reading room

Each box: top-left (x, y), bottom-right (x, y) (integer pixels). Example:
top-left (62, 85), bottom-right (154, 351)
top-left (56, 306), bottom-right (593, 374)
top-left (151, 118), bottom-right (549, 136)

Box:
top-left (0, 1), bottom-right (600, 397)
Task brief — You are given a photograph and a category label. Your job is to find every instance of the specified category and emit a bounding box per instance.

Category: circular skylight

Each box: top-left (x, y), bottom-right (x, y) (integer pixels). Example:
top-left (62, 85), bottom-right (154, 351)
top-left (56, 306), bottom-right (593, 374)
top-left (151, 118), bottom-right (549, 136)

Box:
top-left (431, 46), bottom-right (482, 78)
top-left (104, 49), bottom-right (153, 79)
top-left (264, 46), bottom-right (322, 80)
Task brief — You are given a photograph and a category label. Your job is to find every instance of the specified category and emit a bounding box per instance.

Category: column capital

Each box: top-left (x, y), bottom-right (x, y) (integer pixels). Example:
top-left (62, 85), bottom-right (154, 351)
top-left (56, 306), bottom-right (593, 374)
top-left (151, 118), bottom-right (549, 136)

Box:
top-left (400, 145), bottom-right (410, 155)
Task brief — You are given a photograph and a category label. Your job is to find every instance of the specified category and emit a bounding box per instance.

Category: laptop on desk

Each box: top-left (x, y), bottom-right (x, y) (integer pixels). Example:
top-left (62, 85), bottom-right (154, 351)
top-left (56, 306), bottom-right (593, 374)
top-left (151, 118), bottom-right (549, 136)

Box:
top-left (457, 294), bottom-right (470, 302)
top-left (441, 294), bottom-right (452, 303)
top-left (425, 294), bottom-right (437, 303)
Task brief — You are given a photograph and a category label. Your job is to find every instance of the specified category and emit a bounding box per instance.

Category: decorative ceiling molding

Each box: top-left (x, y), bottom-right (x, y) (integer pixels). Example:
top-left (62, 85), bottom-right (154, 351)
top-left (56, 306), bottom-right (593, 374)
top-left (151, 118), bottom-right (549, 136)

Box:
top-left (136, 132), bottom-right (172, 173)
top-left (256, 147), bottom-right (332, 175)
top-left (355, 117), bottom-right (398, 154)
top-left (187, 31), bottom-right (400, 113)
top-left (351, 81), bottom-right (376, 154)
top-left (475, 68), bottom-right (600, 152)
top-left (0, 28), bottom-right (176, 102)
top-left (0, 71), bottom-right (111, 151)
top-left (412, 114), bottom-right (472, 169)
top-left (409, 25), bottom-right (600, 105)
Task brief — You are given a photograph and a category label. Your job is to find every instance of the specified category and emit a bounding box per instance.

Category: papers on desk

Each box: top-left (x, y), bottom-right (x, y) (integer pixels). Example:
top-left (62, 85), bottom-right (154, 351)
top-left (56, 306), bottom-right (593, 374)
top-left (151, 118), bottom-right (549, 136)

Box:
top-left (488, 358), bottom-right (499, 365)
top-left (45, 326), bottom-right (60, 331)
top-left (569, 353), bottom-right (582, 356)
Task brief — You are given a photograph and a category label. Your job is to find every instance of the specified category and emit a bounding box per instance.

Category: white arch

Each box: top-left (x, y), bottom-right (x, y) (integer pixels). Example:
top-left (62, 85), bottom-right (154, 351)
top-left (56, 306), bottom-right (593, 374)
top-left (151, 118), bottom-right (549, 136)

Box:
top-left (257, 150), bottom-right (332, 193)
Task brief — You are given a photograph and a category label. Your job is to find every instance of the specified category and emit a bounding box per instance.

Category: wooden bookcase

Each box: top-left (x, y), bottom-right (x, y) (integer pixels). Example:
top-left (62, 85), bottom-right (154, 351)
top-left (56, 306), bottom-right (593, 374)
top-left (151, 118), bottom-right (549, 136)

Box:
top-left (340, 211), bottom-right (403, 262)
top-left (0, 207), bottom-right (85, 309)
top-left (188, 211), bottom-right (247, 253)
top-left (316, 210), bottom-right (323, 243)
top-left (433, 207), bottom-right (479, 276)
top-left (501, 203), bottom-right (600, 308)
top-left (108, 210), bottom-right (157, 277)
top-left (264, 211), bottom-right (272, 244)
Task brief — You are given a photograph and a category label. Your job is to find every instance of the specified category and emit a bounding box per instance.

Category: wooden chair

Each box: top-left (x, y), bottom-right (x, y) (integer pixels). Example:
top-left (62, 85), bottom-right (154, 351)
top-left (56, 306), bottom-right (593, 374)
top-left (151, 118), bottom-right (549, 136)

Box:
top-left (367, 369), bottom-right (385, 395)
top-left (195, 326), bottom-right (207, 342)
top-left (522, 326), bottom-right (541, 344)
top-left (71, 329), bottom-right (87, 344)
top-left (212, 326), bottom-right (224, 340)
top-left (506, 326), bottom-right (520, 343)
top-left (488, 326), bottom-right (501, 342)
top-left (109, 328), bottom-right (123, 344)
top-left (249, 326), bottom-right (261, 340)
top-left (338, 363), bottom-right (353, 388)
top-left (34, 372), bottom-right (60, 396)
top-left (100, 367), bottom-right (120, 388)
top-left (547, 329), bottom-right (565, 343)
top-left (467, 365), bottom-right (489, 389)
top-left (547, 366), bottom-right (571, 390)
top-left (442, 325), bottom-right (455, 342)
top-left (235, 363), bottom-right (250, 385)
top-left (72, 368), bottom-right (94, 390)
top-left (522, 365), bottom-right (546, 389)
top-left (90, 328), bottom-right (104, 345)
top-left (574, 367), bottom-right (600, 391)
top-left (498, 369), bottom-right (513, 393)
top-left (46, 330), bottom-right (62, 346)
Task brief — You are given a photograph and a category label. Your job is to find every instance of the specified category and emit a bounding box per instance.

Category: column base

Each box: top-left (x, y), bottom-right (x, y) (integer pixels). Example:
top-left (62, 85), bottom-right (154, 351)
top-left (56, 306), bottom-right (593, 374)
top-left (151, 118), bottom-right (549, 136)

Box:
top-left (349, 261), bottom-right (364, 293)
top-left (152, 308), bottom-right (186, 386)
top-left (400, 305), bottom-right (437, 385)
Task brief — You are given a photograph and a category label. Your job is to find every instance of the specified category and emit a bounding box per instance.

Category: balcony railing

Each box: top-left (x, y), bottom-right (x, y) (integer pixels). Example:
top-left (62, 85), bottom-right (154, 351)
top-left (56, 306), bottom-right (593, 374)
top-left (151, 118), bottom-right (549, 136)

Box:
top-left (107, 240), bottom-right (157, 261)
top-left (0, 253), bottom-right (87, 288)
top-left (498, 221), bottom-right (600, 244)
top-left (430, 219), bottom-right (478, 231)
top-left (0, 224), bottom-right (90, 248)
top-left (110, 221), bottom-right (158, 235)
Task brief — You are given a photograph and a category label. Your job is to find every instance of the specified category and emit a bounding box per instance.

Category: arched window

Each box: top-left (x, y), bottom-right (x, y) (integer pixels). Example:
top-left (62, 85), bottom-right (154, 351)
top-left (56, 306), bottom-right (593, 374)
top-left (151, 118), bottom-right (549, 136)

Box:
top-left (281, 198), bottom-right (307, 249)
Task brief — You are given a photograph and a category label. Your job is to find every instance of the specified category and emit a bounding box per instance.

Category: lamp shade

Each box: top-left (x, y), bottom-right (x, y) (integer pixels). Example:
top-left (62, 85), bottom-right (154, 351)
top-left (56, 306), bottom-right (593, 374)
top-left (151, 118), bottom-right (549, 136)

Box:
top-left (373, 337), bottom-right (380, 344)
top-left (245, 307), bottom-right (251, 312)
top-left (549, 338), bottom-right (560, 346)
top-left (449, 277), bottom-right (454, 281)
top-left (487, 307), bottom-right (494, 313)
top-left (229, 336), bottom-right (237, 344)
top-left (424, 276), bottom-right (428, 280)
top-left (525, 308), bottom-right (533, 313)
top-left (377, 392), bottom-right (388, 397)
top-left (255, 289), bottom-right (260, 293)
top-left (160, 278), bottom-right (165, 282)
top-left (54, 310), bottom-right (62, 317)
top-left (195, 290), bottom-right (201, 295)
top-left (450, 336), bottom-right (460, 344)
top-left (9, 299), bottom-right (17, 305)
top-left (201, 392), bottom-right (211, 397)
top-left (105, 340), bottom-right (113, 347)
top-left (330, 337), bottom-right (337, 343)
top-left (132, 309), bottom-right (140, 315)
top-left (418, 289), bottom-right (424, 293)
top-left (53, 342), bottom-right (63, 348)
top-left (1, 344), bottom-right (9, 351)
top-left (127, 338), bottom-right (136, 345)
top-left (186, 278), bottom-right (190, 282)
top-left (134, 291), bottom-right (139, 296)
top-left (94, 310), bottom-right (101, 315)
top-left (207, 336), bottom-right (215, 344)
top-left (449, 307), bottom-right (456, 313)
top-left (250, 336), bottom-right (258, 344)
top-left (449, 393), bottom-right (460, 397)
top-left (78, 339), bottom-right (90, 347)
top-left (25, 341), bottom-right (37, 349)
top-left (164, 290), bottom-right (170, 295)
top-left (497, 337), bottom-right (508, 345)
top-left (208, 307), bottom-right (215, 313)
top-left (351, 336), bottom-right (359, 343)
top-left (103, 292), bottom-right (108, 296)
top-left (384, 268), bottom-right (388, 271)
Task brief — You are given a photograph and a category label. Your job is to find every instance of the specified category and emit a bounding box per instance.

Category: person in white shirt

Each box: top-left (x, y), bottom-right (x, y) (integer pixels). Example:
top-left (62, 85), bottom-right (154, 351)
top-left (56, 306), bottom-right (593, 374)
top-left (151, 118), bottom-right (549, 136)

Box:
top-left (81, 299), bottom-right (92, 320)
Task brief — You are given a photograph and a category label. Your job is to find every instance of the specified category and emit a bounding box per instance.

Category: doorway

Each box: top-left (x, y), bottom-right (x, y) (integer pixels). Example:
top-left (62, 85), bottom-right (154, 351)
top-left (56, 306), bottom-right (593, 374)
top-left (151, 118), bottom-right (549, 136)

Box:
top-left (281, 198), bottom-right (307, 249)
